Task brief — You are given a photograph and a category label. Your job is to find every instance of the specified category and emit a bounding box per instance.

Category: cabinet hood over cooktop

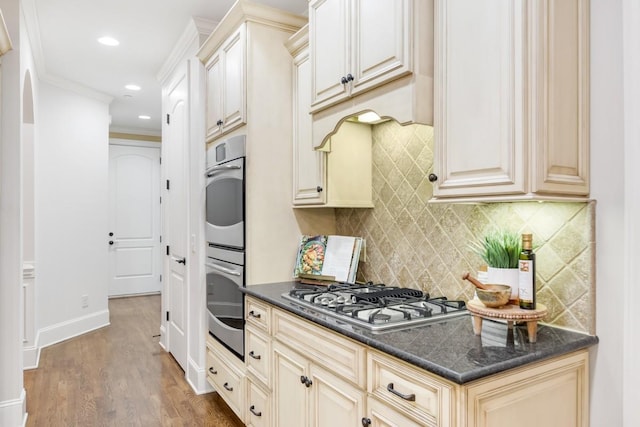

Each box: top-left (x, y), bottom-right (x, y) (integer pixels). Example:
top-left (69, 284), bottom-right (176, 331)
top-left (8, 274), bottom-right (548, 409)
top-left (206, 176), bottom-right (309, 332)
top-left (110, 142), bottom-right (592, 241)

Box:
top-left (310, 0), bottom-right (435, 151)
top-left (313, 68), bottom-right (434, 151)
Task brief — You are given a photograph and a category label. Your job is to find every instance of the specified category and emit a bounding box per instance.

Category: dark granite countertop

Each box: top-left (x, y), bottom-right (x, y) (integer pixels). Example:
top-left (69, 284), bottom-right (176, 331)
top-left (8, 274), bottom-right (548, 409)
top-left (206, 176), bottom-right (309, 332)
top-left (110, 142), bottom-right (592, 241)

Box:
top-left (242, 281), bottom-right (599, 385)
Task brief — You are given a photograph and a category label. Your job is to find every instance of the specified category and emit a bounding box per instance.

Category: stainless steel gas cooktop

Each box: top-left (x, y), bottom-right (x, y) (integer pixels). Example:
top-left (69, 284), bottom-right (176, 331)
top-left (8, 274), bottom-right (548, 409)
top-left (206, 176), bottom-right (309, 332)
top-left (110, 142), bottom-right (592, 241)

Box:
top-left (282, 282), bottom-right (468, 332)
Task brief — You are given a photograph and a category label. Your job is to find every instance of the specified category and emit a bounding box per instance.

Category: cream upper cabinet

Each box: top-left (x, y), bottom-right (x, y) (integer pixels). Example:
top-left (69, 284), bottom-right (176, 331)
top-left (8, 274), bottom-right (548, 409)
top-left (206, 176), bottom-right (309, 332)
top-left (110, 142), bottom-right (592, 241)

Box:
top-left (288, 26), bottom-right (374, 208)
top-left (309, 0), bottom-right (412, 113)
top-left (287, 26), bottom-right (325, 205)
top-left (431, 0), bottom-right (590, 202)
top-left (205, 25), bottom-right (246, 141)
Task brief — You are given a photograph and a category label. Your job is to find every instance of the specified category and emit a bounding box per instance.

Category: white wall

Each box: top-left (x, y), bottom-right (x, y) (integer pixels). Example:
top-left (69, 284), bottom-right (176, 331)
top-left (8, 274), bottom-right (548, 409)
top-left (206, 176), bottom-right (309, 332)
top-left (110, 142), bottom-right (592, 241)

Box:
top-left (0, 0), bottom-right (25, 424)
top-left (590, 0), bottom-right (629, 426)
top-left (34, 81), bottom-right (110, 347)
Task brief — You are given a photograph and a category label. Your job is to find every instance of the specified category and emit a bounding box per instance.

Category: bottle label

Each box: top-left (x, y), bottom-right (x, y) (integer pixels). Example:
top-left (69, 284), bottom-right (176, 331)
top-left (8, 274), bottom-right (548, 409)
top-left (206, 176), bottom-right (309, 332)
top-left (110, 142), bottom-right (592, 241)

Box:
top-left (518, 260), bottom-right (534, 301)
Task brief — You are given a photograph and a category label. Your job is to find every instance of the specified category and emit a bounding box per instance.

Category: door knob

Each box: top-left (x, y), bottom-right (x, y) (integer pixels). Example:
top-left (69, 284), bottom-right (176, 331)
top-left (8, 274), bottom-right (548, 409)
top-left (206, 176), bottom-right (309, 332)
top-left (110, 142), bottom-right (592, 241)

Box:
top-left (428, 173), bottom-right (438, 182)
top-left (109, 241), bottom-right (114, 245)
top-left (108, 232), bottom-right (114, 236)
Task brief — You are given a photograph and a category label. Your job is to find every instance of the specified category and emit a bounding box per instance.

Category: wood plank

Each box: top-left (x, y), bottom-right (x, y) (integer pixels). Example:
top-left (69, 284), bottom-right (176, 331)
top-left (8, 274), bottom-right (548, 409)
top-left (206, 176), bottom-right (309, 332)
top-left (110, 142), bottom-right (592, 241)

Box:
top-left (24, 295), bottom-right (243, 426)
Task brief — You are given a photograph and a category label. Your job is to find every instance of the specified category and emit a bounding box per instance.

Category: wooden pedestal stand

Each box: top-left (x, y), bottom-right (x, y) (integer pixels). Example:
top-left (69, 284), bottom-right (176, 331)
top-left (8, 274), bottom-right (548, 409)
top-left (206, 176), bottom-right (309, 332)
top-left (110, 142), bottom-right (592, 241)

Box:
top-left (467, 300), bottom-right (548, 343)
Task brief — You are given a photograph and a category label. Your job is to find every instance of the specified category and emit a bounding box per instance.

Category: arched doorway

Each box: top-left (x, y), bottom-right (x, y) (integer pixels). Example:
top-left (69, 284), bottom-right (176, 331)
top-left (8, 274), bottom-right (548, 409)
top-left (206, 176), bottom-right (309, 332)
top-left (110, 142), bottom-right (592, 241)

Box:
top-left (22, 69), bottom-right (37, 368)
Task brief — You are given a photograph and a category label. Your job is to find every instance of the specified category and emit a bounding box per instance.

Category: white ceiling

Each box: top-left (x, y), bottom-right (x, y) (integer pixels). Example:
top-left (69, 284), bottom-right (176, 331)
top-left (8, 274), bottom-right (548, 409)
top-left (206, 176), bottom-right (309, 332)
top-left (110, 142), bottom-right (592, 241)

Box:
top-left (24, 0), bottom-right (308, 136)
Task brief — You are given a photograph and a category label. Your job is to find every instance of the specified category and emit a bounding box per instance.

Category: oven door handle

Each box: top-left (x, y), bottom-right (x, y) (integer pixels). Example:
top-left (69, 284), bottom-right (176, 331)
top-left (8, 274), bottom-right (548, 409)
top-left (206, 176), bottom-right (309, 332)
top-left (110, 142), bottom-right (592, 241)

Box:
top-left (206, 262), bottom-right (241, 277)
top-left (205, 164), bottom-right (242, 177)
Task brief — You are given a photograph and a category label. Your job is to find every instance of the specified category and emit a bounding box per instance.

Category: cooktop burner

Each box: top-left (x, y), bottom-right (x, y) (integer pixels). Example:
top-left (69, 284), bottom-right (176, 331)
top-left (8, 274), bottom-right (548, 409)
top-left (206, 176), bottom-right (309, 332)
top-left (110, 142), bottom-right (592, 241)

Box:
top-left (282, 282), bottom-right (468, 332)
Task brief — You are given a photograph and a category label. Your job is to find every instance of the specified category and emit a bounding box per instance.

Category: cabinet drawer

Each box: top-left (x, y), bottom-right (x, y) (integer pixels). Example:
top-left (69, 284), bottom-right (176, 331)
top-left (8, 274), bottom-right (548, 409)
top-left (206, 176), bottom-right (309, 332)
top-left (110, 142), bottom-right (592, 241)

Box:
top-left (247, 378), bottom-right (271, 427)
top-left (366, 396), bottom-right (425, 427)
top-left (206, 346), bottom-right (245, 421)
top-left (246, 326), bottom-right (271, 387)
top-left (246, 297), bottom-right (270, 332)
top-left (368, 351), bottom-right (455, 427)
top-left (272, 308), bottom-right (366, 387)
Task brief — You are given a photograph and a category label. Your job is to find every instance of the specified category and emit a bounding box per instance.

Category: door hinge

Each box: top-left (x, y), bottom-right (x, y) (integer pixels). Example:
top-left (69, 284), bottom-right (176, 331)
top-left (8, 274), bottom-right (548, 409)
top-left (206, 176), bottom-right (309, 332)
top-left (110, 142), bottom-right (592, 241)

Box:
top-left (159, 235), bottom-right (162, 243)
top-left (166, 179), bottom-right (170, 190)
top-left (159, 156), bottom-right (162, 164)
top-left (166, 114), bottom-right (170, 125)
top-left (159, 196), bottom-right (162, 204)
top-left (159, 274), bottom-right (162, 282)
top-left (166, 311), bottom-right (170, 321)
top-left (166, 245), bottom-right (170, 256)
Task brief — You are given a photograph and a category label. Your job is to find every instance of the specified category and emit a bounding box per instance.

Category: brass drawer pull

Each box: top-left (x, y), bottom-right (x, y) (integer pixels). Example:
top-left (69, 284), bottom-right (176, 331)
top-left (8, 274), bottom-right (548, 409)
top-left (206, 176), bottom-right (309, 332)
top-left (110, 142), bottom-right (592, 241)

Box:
top-left (387, 383), bottom-right (416, 401)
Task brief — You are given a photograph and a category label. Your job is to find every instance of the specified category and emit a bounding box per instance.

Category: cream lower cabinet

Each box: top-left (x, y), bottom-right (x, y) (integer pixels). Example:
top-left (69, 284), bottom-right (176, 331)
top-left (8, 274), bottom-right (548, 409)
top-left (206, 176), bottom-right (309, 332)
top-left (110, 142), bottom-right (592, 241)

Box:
top-left (462, 350), bottom-right (589, 427)
top-left (431, 0), bottom-right (590, 202)
top-left (206, 336), bottom-right (246, 423)
top-left (273, 341), bottom-right (366, 427)
top-left (271, 305), bottom-right (367, 427)
top-left (248, 297), bottom-right (590, 427)
top-left (245, 298), bottom-right (272, 427)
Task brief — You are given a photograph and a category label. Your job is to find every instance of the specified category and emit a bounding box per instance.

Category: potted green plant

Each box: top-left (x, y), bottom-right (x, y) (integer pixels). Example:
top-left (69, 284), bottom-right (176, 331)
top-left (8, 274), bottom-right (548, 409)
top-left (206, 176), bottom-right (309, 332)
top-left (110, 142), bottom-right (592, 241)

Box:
top-left (471, 230), bottom-right (521, 302)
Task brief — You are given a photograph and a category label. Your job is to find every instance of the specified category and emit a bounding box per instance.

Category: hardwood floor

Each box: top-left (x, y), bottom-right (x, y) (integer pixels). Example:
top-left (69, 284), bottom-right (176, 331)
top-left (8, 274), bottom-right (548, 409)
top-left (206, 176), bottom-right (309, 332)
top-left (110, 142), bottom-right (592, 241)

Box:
top-left (24, 295), bottom-right (244, 427)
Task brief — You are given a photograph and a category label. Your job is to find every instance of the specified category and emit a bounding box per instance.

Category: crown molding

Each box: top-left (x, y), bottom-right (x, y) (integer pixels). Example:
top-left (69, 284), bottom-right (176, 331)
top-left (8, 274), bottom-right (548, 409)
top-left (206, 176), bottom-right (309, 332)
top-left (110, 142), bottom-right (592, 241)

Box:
top-left (21, 0), bottom-right (112, 104)
top-left (157, 17), bottom-right (218, 85)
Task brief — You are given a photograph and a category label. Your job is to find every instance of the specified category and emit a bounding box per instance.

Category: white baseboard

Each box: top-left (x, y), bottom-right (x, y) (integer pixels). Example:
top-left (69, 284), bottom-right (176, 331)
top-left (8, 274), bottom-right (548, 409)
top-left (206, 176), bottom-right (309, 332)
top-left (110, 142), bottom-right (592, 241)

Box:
top-left (158, 324), bottom-right (167, 350)
top-left (37, 309), bottom-right (110, 352)
top-left (22, 342), bottom-right (39, 370)
top-left (186, 356), bottom-right (213, 395)
top-left (0, 388), bottom-right (27, 427)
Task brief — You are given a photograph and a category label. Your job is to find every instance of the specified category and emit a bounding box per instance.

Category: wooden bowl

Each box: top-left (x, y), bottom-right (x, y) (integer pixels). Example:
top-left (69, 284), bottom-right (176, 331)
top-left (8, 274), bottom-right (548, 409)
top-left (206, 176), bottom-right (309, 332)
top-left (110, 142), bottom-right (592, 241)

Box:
top-left (476, 284), bottom-right (511, 308)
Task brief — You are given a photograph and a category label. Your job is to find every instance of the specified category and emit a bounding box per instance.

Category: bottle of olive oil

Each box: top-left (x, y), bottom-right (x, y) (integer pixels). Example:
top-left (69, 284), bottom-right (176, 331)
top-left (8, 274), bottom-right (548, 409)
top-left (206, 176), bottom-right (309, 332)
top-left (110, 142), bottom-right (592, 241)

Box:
top-left (518, 233), bottom-right (536, 310)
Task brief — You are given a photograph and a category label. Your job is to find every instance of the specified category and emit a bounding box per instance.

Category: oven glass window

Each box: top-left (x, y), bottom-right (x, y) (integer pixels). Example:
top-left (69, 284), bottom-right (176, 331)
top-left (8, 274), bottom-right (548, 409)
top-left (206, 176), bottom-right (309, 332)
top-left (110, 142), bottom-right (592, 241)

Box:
top-left (206, 177), bottom-right (243, 227)
top-left (206, 269), bottom-right (243, 329)
top-left (215, 143), bottom-right (226, 162)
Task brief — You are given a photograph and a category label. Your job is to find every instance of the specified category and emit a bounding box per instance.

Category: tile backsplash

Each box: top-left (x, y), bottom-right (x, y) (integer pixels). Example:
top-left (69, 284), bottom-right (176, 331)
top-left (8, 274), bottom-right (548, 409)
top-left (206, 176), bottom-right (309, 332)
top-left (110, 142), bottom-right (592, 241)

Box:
top-left (335, 121), bottom-right (595, 334)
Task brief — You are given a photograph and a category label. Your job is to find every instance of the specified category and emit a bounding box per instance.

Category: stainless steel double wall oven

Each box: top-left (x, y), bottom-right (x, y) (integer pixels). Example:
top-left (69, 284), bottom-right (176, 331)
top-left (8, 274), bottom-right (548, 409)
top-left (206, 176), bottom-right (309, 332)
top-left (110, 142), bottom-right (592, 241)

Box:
top-left (205, 135), bottom-right (246, 359)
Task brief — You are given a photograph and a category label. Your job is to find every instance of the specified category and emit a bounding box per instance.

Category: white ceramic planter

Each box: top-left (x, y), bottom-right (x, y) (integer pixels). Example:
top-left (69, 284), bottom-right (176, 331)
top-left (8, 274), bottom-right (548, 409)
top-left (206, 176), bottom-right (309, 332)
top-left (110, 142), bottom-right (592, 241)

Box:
top-left (487, 267), bottom-right (519, 301)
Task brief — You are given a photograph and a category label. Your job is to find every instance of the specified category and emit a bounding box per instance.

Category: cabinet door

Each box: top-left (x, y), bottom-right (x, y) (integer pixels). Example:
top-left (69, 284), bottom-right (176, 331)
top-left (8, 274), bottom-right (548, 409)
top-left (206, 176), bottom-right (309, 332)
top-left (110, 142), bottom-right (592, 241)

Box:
top-left (351, 0), bottom-right (412, 95)
top-left (309, 364), bottom-right (366, 427)
top-left (463, 351), bottom-right (589, 427)
top-left (530, 0), bottom-right (589, 196)
top-left (309, 0), bottom-right (349, 111)
top-left (272, 342), bottom-right (309, 427)
top-left (205, 53), bottom-right (223, 140)
top-left (432, 0), bottom-right (526, 198)
top-left (292, 45), bottom-right (325, 205)
top-left (221, 25), bottom-right (246, 134)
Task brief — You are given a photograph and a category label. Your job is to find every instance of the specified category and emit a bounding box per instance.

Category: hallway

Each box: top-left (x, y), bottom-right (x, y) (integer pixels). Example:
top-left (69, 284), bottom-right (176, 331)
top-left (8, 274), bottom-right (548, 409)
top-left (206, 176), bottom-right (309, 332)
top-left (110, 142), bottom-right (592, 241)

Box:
top-left (24, 295), bottom-right (243, 426)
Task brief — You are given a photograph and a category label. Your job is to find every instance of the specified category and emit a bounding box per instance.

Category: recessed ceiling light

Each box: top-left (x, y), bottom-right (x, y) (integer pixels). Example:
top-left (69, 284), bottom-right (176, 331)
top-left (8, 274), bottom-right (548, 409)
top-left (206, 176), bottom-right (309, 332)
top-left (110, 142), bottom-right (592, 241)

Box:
top-left (125, 84), bottom-right (141, 91)
top-left (138, 115), bottom-right (151, 120)
top-left (98, 36), bottom-right (119, 46)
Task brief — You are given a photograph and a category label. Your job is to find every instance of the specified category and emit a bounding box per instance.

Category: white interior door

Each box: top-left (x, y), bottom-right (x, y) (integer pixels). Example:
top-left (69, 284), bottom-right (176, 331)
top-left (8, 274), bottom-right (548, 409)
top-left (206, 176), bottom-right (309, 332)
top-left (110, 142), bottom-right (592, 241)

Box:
top-left (163, 70), bottom-right (189, 370)
top-left (108, 143), bottom-right (161, 297)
